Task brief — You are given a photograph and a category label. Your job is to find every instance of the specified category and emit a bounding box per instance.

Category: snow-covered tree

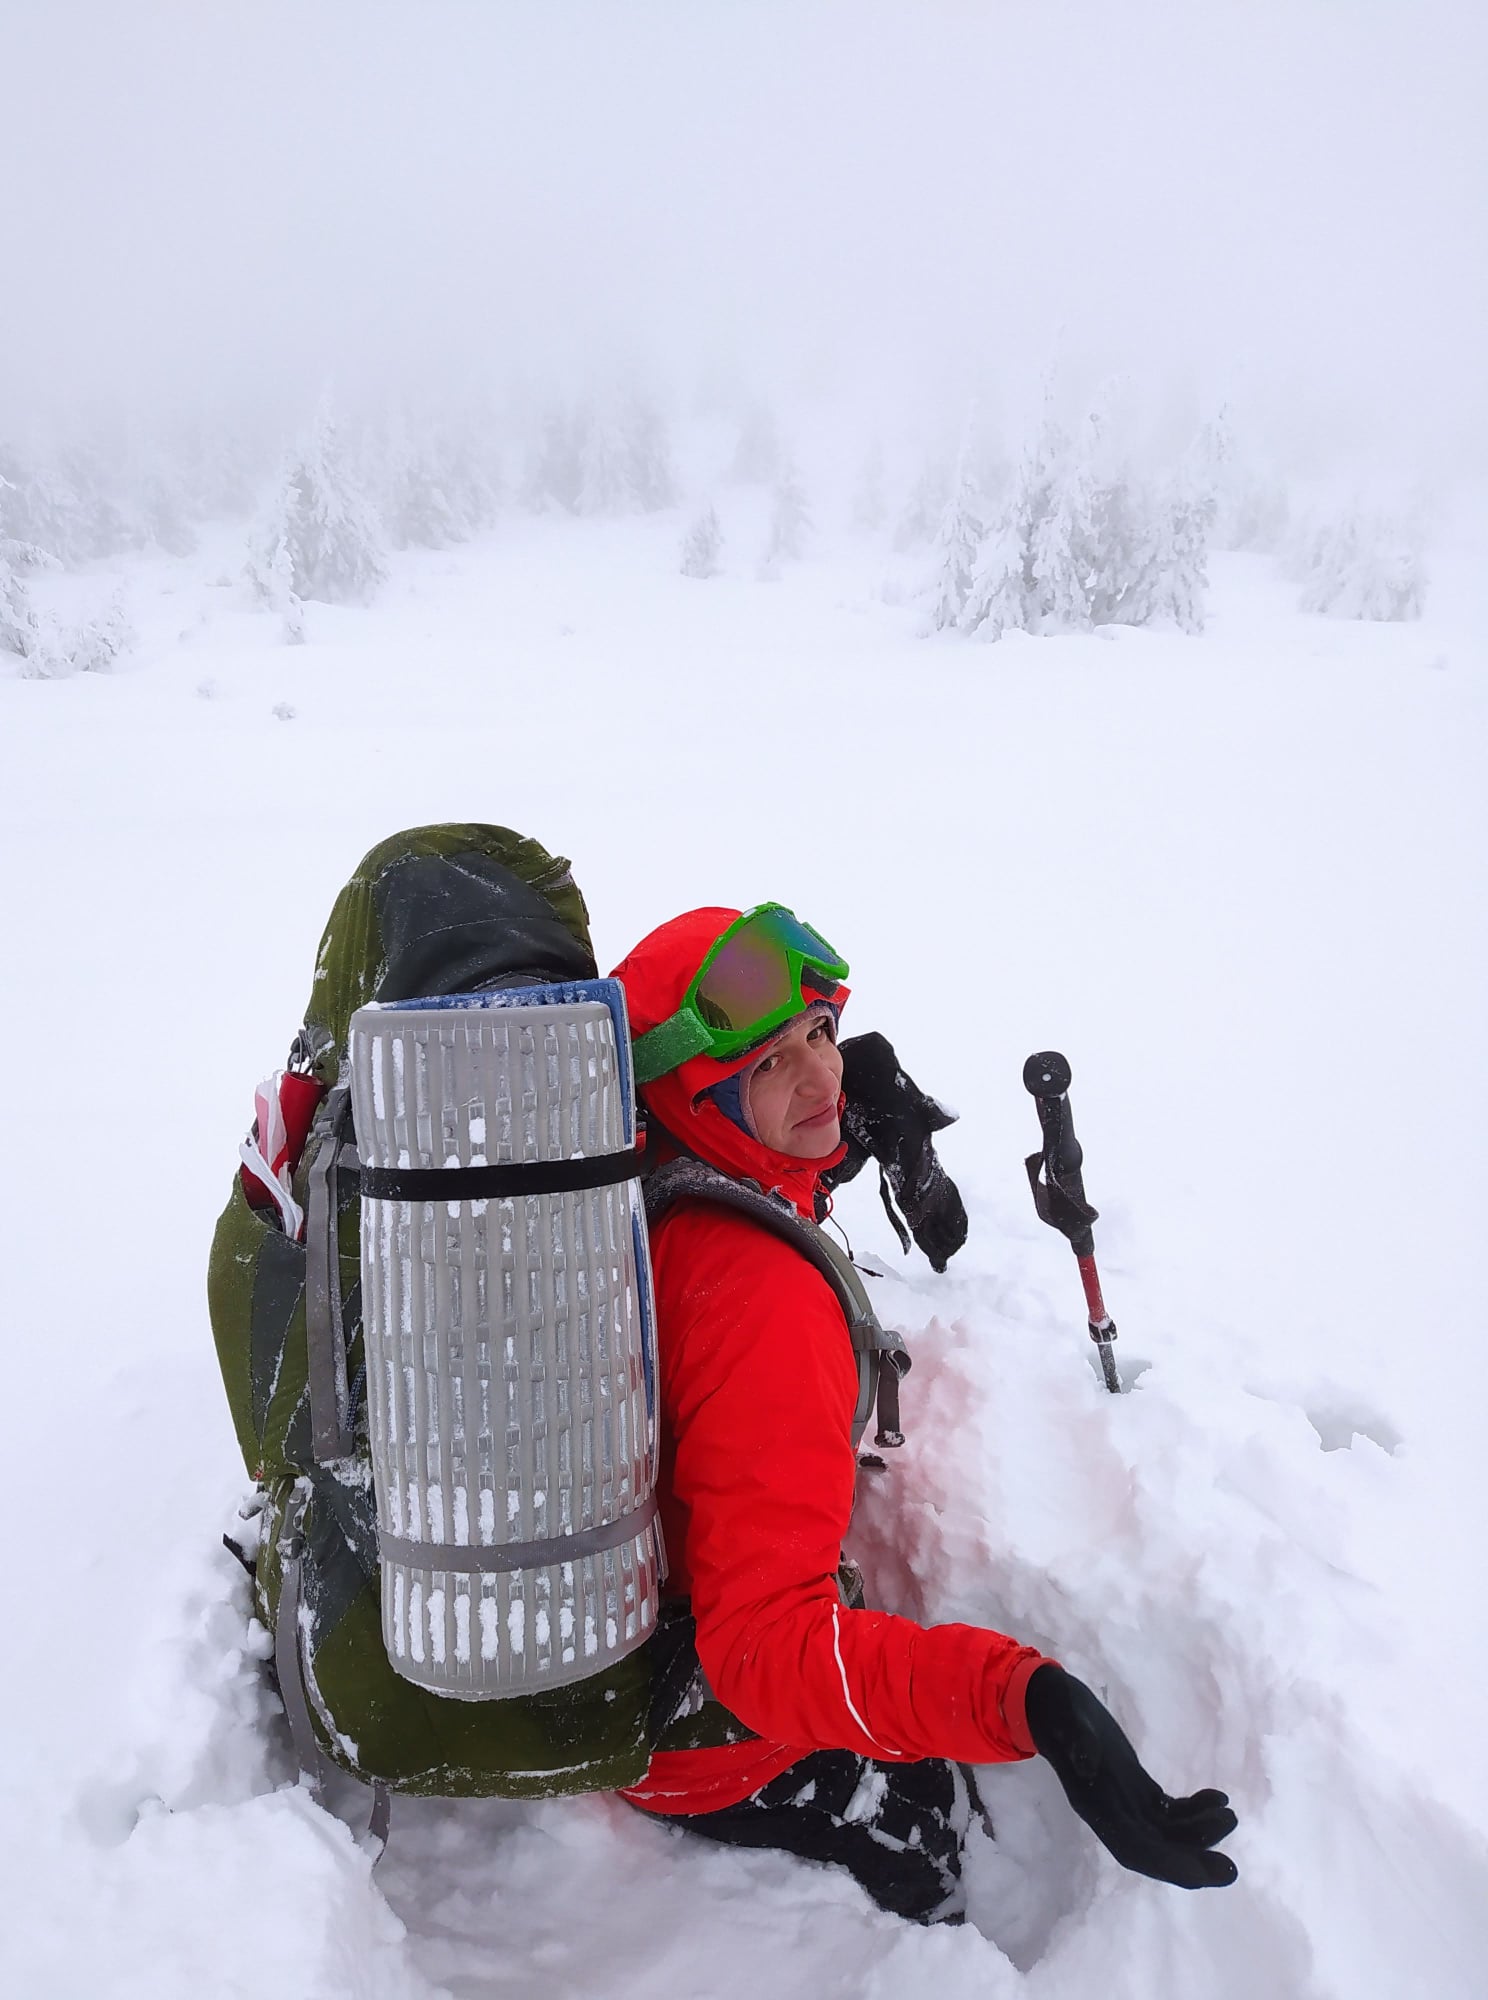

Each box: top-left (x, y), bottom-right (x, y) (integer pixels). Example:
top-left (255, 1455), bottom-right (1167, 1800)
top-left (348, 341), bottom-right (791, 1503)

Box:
top-left (961, 514), bottom-right (1027, 641)
top-left (250, 402), bottom-right (388, 607)
top-left (960, 408), bottom-right (1209, 641)
top-left (894, 455), bottom-right (951, 550)
top-left (57, 442), bottom-right (133, 562)
top-left (0, 449), bottom-right (81, 565)
top-left (134, 463), bottom-right (198, 558)
top-left (0, 537), bottom-right (41, 669)
top-left (851, 441), bottom-right (887, 533)
top-left (623, 394), bottom-right (679, 512)
top-left (1027, 425), bottom-right (1092, 632)
top-left (381, 414), bottom-right (496, 550)
top-left (576, 409), bottom-right (634, 516)
top-left (730, 405), bottom-right (781, 485)
top-left (63, 592), bottom-right (134, 674)
top-left (1144, 480), bottom-right (1212, 634)
top-left (961, 415), bottom-right (1067, 639)
top-left (679, 505), bottom-right (724, 579)
top-left (249, 527), bottom-right (306, 643)
top-left (762, 461), bottom-right (811, 568)
top-left (522, 406), bottom-right (584, 513)
top-left (1294, 509), bottom-right (1425, 620)
top-left (1193, 408), bottom-right (1289, 553)
top-left (929, 435), bottom-right (987, 631)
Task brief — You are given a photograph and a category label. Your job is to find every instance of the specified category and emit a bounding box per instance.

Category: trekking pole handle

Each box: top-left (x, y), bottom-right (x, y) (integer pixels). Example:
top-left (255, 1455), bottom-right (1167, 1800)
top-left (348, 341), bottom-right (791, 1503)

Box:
top-left (1023, 1051), bottom-right (1089, 1217)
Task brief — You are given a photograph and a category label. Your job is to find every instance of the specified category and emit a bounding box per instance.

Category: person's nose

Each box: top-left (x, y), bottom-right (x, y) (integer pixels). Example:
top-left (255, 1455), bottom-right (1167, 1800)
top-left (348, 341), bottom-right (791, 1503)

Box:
top-left (797, 1042), bottom-right (838, 1098)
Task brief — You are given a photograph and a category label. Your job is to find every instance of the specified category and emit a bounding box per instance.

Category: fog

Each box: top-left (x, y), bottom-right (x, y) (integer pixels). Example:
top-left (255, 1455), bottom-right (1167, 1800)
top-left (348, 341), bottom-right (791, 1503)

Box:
top-left (3, 1), bottom-right (1484, 479)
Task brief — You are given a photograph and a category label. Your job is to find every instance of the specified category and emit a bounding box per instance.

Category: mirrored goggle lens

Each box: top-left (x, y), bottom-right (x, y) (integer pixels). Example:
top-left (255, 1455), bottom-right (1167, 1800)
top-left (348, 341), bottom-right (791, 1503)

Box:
top-left (694, 908), bottom-right (846, 1033)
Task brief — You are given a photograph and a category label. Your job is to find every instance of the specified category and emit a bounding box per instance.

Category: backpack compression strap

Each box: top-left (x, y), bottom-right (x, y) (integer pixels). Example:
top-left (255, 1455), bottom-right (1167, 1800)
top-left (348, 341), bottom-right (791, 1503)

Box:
top-left (306, 1087), bottom-right (358, 1462)
top-left (643, 1155), bottom-right (909, 1451)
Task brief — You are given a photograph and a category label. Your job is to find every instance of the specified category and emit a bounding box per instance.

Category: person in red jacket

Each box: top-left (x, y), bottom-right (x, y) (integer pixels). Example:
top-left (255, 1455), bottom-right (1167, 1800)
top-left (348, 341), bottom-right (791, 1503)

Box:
top-left (611, 905), bottom-right (1238, 1923)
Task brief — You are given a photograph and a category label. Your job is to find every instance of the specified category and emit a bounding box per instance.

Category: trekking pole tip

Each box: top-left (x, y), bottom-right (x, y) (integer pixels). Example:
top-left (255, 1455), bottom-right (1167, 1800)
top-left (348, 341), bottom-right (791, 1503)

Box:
top-left (1023, 1051), bottom-right (1071, 1098)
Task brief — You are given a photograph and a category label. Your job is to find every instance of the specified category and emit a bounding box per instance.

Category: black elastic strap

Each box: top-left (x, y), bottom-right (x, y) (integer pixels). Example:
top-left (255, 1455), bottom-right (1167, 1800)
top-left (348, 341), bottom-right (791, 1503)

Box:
top-left (359, 1145), bottom-right (643, 1203)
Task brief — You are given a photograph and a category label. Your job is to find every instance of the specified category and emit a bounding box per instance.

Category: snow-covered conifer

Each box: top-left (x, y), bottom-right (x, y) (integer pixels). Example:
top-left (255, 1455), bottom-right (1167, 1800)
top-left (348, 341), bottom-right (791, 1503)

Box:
top-left (250, 402), bottom-right (388, 608)
top-left (929, 437), bottom-right (987, 632)
top-left (1028, 435), bottom-right (1091, 632)
top-left (135, 463), bottom-right (198, 558)
top-left (1143, 481), bottom-right (1212, 634)
top-left (624, 394), bottom-right (679, 512)
top-left (576, 410), bottom-right (635, 517)
top-left (250, 530), bottom-right (305, 643)
top-left (0, 451), bottom-right (81, 565)
top-left (1194, 407), bottom-right (1288, 553)
top-left (852, 442), bottom-right (887, 533)
top-left (381, 414), bottom-right (496, 551)
top-left (522, 406), bottom-right (583, 513)
top-left (730, 405), bottom-right (781, 485)
top-left (962, 515), bottom-right (1027, 640)
top-left (1296, 509), bottom-right (1425, 620)
top-left (64, 592), bottom-right (134, 674)
top-left (0, 537), bottom-right (41, 669)
top-left (962, 415), bottom-right (1067, 638)
top-left (680, 506), bottom-right (724, 579)
top-left (762, 461), bottom-right (811, 568)
top-left (893, 455), bottom-right (951, 550)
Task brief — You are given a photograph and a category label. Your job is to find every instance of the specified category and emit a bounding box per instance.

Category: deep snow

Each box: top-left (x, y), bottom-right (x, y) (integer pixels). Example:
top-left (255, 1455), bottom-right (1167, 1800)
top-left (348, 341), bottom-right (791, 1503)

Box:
top-left (2, 506), bottom-right (1485, 1997)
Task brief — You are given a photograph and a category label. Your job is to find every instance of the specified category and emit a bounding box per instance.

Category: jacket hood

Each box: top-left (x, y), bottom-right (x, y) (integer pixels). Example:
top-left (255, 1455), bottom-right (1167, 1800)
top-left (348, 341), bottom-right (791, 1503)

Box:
top-left (611, 906), bottom-right (849, 1217)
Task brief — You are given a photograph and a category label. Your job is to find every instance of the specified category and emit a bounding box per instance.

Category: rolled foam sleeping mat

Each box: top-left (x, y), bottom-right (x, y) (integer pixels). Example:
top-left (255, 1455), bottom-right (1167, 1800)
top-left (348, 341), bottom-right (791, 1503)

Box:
top-left (348, 978), bottom-right (662, 1700)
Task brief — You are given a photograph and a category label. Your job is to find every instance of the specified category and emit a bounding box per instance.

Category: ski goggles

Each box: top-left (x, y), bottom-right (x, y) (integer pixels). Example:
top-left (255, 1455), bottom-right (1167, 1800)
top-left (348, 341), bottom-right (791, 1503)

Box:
top-left (631, 904), bottom-right (849, 1084)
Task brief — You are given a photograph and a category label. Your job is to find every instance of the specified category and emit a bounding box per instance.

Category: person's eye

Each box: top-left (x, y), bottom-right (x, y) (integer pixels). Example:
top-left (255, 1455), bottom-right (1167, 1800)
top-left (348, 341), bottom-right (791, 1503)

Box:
top-left (755, 1054), bottom-right (779, 1074)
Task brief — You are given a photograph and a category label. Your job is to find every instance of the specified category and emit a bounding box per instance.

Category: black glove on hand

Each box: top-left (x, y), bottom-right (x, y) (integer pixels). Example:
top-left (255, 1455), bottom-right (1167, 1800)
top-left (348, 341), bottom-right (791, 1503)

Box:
top-left (1024, 1664), bottom-right (1239, 1890)
top-left (820, 1032), bottom-right (969, 1272)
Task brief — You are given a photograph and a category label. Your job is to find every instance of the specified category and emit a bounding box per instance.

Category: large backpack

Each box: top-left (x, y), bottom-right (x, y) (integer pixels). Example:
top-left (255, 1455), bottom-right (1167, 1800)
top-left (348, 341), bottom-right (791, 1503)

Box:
top-left (209, 824), bottom-right (662, 1805)
top-left (208, 824), bottom-right (901, 1818)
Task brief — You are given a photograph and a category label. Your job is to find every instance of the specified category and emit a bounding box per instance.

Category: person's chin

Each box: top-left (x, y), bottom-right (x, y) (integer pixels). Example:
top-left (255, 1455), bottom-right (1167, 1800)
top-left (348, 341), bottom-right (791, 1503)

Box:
top-left (793, 1114), bottom-right (841, 1158)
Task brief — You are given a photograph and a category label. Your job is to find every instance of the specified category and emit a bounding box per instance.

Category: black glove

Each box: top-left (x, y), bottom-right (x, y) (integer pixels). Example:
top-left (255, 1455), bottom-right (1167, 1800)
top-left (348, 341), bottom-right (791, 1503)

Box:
top-left (1024, 1664), bottom-right (1239, 1889)
top-left (819, 1032), bottom-right (968, 1272)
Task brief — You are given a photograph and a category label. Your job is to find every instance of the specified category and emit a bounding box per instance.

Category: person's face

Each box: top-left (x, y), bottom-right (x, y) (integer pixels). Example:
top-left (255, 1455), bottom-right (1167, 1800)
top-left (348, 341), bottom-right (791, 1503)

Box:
top-left (745, 1009), bottom-right (844, 1158)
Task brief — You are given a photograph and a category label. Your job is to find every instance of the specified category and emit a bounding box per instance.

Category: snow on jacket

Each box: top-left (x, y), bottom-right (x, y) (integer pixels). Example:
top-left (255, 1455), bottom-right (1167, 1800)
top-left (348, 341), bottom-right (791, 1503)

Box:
top-left (612, 909), bottom-right (1051, 1815)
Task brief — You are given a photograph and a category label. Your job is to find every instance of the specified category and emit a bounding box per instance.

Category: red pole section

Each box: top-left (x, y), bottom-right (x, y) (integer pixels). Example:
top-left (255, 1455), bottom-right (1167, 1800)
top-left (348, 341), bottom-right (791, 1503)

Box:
top-left (1077, 1254), bottom-right (1114, 1332)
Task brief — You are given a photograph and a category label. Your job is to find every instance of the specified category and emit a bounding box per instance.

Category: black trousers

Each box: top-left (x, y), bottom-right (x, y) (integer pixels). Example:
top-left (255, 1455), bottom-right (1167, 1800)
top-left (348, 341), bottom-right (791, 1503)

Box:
top-left (671, 1750), bottom-right (969, 1924)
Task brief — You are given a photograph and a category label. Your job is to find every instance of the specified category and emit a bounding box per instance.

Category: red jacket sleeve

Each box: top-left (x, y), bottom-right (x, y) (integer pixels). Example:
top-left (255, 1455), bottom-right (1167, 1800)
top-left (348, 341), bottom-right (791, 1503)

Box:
top-left (651, 1202), bottom-right (1051, 1765)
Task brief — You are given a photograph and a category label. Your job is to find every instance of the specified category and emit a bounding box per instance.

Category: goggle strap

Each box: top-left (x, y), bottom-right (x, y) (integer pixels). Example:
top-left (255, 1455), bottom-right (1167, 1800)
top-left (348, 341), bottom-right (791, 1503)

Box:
top-left (632, 1008), bottom-right (717, 1086)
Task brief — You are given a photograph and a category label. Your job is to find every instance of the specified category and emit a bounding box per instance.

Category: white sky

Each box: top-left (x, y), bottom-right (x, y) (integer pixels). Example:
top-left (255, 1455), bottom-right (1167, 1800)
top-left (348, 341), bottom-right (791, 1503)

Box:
top-left (2, 1), bottom-right (1483, 473)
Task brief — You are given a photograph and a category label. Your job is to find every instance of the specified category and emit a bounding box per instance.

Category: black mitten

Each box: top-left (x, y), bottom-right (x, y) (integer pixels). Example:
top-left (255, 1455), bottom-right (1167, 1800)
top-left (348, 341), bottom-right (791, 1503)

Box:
top-left (1024, 1664), bottom-right (1239, 1889)
top-left (820, 1032), bottom-right (968, 1272)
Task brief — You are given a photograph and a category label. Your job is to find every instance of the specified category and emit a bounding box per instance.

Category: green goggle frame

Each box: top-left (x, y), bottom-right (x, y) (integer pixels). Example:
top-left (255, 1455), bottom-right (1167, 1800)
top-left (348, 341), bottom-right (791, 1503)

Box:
top-left (631, 904), bottom-right (849, 1085)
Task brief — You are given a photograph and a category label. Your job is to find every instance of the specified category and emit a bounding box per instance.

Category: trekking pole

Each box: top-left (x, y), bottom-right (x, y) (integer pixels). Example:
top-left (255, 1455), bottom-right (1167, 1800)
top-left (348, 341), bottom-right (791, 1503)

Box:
top-left (1023, 1052), bottom-right (1121, 1394)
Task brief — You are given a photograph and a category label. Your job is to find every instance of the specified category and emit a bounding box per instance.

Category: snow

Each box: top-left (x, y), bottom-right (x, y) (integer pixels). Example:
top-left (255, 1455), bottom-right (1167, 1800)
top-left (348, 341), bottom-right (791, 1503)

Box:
top-left (2, 508), bottom-right (1486, 1997)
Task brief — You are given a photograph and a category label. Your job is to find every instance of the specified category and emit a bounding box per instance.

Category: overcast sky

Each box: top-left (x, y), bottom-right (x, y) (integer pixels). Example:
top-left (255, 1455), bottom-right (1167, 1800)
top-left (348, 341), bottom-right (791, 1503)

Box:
top-left (3, 1), bottom-right (1483, 475)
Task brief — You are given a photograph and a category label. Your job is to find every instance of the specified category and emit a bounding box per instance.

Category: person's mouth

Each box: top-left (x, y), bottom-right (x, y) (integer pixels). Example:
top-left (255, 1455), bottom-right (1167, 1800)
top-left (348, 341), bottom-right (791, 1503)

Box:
top-left (796, 1102), bottom-right (838, 1131)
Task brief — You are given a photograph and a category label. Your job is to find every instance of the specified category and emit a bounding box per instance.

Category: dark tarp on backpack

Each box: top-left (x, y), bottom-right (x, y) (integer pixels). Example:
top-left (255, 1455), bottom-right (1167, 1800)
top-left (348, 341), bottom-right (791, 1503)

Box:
top-left (207, 824), bottom-right (655, 1797)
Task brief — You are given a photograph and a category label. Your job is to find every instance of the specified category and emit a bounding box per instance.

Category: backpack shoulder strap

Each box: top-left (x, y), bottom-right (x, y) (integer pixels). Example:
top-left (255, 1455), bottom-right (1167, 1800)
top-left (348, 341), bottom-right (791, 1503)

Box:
top-left (645, 1155), bottom-right (905, 1449)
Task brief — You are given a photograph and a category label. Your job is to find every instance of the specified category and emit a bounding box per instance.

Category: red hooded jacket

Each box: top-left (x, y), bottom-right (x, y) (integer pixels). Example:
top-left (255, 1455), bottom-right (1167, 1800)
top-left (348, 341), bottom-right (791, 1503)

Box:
top-left (612, 909), bottom-right (1052, 1815)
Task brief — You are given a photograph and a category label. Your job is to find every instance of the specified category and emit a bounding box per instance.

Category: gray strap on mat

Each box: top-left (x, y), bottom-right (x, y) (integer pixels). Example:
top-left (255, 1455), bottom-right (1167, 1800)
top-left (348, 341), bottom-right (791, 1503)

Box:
top-left (378, 1490), bottom-right (659, 1573)
top-left (306, 1089), bottom-right (355, 1462)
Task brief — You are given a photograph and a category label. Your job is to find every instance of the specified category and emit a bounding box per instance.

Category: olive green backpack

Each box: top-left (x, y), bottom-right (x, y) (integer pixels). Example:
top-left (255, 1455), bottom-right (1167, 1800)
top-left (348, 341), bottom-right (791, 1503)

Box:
top-left (208, 824), bottom-right (658, 1817)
